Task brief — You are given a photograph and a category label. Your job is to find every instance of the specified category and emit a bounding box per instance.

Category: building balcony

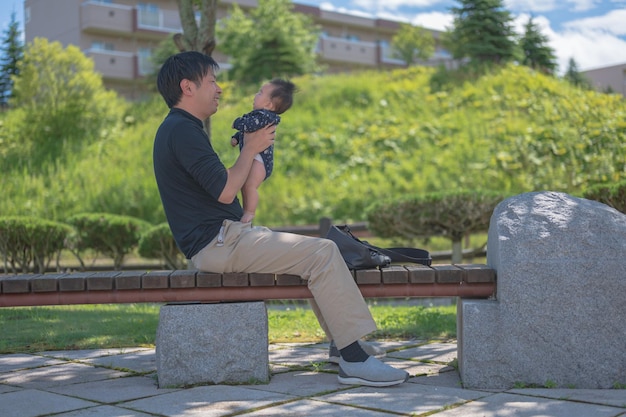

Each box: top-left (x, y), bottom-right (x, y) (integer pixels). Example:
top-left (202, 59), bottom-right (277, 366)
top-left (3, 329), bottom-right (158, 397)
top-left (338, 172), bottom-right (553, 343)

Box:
top-left (318, 36), bottom-right (379, 66)
top-left (86, 49), bottom-right (137, 80)
top-left (80, 1), bottom-right (181, 40)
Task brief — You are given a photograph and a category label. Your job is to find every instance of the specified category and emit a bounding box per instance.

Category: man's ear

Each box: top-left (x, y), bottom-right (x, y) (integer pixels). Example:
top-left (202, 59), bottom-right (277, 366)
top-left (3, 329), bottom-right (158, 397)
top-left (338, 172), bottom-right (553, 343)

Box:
top-left (180, 79), bottom-right (193, 96)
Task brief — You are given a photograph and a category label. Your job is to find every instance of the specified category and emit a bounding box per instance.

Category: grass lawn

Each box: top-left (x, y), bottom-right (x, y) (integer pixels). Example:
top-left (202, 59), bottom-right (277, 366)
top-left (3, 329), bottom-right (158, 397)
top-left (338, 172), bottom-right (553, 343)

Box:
top-left (0, 300), bottom-right (456, 353)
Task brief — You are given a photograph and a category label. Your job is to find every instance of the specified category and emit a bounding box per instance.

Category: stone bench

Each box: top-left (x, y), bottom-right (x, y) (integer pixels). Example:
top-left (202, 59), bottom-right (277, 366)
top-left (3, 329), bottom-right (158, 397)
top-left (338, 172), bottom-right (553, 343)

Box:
top-left (0, 264), bottom-right (495, 387)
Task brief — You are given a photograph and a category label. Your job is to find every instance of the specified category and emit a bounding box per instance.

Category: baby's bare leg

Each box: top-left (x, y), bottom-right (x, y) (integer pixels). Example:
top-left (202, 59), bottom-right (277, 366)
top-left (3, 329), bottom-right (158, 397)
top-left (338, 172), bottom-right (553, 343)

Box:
top-left (241, 158), bottom-right (267, 223)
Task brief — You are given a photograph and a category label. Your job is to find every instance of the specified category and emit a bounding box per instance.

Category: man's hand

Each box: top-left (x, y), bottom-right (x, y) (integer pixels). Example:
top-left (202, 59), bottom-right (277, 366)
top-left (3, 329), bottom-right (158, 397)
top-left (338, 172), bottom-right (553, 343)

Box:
top-left (243, 124), bottom-right (275, 154)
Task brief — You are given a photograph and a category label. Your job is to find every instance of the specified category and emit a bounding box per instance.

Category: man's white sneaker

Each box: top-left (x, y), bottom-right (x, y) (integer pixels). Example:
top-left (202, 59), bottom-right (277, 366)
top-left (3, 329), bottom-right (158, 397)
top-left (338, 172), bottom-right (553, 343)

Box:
top-left (338, 356), bottom-right (409, 387)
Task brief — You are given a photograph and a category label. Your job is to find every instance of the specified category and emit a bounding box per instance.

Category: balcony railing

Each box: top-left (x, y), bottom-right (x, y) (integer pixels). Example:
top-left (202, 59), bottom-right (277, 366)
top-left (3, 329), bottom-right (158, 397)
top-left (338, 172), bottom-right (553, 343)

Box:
top-left (86, 49), bottom-right (136, 80)
top-left (81, 1), bottom-right (181, 36)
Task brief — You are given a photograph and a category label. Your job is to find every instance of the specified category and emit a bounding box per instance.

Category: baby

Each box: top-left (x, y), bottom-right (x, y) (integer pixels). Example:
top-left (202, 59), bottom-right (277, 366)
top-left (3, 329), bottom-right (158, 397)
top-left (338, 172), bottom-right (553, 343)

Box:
top-left (231, 79), bottom-right (296, 223)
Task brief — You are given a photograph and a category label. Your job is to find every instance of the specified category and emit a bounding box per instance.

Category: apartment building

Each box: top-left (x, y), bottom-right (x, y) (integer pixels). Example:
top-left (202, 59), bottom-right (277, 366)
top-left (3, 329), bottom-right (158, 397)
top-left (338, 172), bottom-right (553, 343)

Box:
top-left (23, 0), bottom-right (451, 99)
top-left (582, 62), bottom-right (626, 97)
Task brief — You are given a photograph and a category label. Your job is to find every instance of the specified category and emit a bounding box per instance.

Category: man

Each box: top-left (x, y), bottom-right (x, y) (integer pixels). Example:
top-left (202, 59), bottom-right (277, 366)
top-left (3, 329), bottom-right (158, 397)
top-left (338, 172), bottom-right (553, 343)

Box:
top-left (153, 51), bottom-right (408, 387)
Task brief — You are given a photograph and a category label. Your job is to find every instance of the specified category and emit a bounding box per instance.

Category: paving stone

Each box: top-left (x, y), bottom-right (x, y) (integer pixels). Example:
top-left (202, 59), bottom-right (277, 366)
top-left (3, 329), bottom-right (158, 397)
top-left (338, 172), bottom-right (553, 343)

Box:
top-left (243, 398), bottom-right (398, 416)
top-left (83, 349), bottom-right (155, 373)
top-left (120, 385), bottom-right (295, 417)
top-left (430, 392), bottom-right (624, 417)
top-left (388, 342), bottom-right (457, 363)
top-left (47, 375), bottom-right (177, 403)
top-left (508, 388), bottom-right (626, 409)
top-left (317, 382), bottom-right (488, 415)
top-left (0, 389), bottom-right (97, 417)
top-left (246, 370), bottom-right (341, 396)
top-left (0, 362), bottom-right (130, 389)
top-left (53, 405), bottom-right (157, 417)
top-left (0, 354), bottom-right (65, 373)
top-left (39, 347), bottom-right (151, 361)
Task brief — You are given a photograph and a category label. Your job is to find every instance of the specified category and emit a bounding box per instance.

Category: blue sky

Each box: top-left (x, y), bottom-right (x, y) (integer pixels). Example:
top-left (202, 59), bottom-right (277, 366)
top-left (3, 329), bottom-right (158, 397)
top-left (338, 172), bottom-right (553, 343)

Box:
top-left (1, 0), bottom-right (625, 74)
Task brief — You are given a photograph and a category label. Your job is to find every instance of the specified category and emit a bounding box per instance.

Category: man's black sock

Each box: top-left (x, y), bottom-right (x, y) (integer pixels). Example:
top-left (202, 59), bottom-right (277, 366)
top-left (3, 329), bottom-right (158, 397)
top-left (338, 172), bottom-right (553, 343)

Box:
top-left (340, 341), bottom-right (369, 363)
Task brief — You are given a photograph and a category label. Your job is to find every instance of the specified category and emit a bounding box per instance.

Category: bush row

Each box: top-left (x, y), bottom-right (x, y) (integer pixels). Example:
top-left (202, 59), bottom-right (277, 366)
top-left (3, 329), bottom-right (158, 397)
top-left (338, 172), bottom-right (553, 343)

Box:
top-left (0, 214), bottom-right (184, 274)
top-left (2, 184), bottom-right (624, 274)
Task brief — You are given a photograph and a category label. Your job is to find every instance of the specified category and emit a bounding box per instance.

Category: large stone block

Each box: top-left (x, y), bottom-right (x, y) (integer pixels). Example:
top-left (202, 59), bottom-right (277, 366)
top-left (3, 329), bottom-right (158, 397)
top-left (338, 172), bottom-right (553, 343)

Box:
top-left (459, 191), bottom-right (626, 389)
top-left (156, 302), bottom-right (269, 388)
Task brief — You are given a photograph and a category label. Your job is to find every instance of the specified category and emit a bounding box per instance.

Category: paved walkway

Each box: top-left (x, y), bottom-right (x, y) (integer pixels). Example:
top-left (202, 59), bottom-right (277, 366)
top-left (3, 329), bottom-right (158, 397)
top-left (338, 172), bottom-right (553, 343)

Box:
top-left (1, 340), bottom-right (624, 417)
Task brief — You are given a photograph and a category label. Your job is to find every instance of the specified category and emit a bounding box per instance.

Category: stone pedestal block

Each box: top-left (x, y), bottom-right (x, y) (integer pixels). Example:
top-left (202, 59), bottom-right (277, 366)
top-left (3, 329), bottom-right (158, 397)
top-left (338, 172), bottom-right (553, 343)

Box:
top-left (156, 301), bottom-right (269, 388)
top-left (458, 191), bottom-right (626, 389)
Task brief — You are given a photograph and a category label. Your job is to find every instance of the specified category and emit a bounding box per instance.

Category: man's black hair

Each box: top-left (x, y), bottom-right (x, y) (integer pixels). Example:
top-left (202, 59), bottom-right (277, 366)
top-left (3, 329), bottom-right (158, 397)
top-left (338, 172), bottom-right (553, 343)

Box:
top-left (157, 51), bottom-right (220, 108)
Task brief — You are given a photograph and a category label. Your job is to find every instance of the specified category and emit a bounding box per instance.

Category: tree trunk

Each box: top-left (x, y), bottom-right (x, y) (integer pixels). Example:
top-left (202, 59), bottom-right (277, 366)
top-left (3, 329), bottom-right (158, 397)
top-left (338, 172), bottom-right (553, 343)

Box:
top-left (174, 0), bottom-right (218, 139)
top-left (451, 239), bottom-right (463, 264)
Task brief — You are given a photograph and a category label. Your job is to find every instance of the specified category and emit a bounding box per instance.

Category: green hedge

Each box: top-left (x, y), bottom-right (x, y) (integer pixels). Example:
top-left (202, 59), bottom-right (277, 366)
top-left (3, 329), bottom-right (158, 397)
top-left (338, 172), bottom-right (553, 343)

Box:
top-left (138, 223), bottom-right (186, 270)
top-left (367, 191), bottom-right (505, 263)
top-left (0, 216), bottom-right (74, 273)
top-left (583, 181), bottom-right (626, 214)
top-left (66, 213), bottom-right (152, 270)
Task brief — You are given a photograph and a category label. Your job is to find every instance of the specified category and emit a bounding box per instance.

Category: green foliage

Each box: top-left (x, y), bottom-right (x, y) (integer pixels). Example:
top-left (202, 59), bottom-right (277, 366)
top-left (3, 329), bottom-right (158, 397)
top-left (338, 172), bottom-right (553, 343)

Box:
top-left (392, 23), bottom-right (435, 65)
top-left (519, 16), bottom-right (557, 75)
top-left (583, 181), bottom-right (626, 214)
top-left (447, 0), bottom-right (517, 66)
top-left (7, 37), bottom-right (125, 170)
top-left (0, 12), bottom-right (23, 106)
top-left (66, 213), bottom-right (152, 270)
top-left (138, 223), bottom-right (186, 269)
top-left (366, 191), bottom-right (504, 261)
top-left (1, 64), bottom-right (625, 230)
top-left (217, 0), bottom-right (320, 83)
top-left (0, 216), bottom-right (73, 273)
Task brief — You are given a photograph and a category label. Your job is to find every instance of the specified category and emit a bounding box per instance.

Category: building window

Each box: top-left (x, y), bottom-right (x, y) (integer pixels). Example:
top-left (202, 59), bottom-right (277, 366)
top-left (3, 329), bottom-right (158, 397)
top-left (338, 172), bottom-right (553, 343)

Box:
top-left (138, 47), bottom-right (153, 76)
top-left (91, 41), bottom-right (115, 51)
top-left (137, 3), bottom-right (160, 27)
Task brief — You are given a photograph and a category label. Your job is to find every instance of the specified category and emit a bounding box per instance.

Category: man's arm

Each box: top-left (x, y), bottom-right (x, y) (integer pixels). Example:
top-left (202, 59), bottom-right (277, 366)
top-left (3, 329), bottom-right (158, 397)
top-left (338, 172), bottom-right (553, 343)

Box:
top-left (218, 124), bottom-right (275, 204)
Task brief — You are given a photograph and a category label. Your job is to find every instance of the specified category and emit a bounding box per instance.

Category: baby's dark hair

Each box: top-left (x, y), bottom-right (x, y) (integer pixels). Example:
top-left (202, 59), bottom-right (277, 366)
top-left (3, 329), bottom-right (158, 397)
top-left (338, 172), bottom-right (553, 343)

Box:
top-left (269, 79), bottom-right (296, 114)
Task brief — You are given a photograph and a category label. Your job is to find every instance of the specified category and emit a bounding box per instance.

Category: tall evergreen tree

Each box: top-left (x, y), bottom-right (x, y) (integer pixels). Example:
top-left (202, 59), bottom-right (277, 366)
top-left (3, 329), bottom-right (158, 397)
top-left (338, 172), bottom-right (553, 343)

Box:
top-left (519, 16), bottom-right (557, 75)
top-left (563, 57), bottom-right (591, 89)
top-left (0, 12), bottom-right (23, 107)
top-left (447, 0), bottom-right (517, 67)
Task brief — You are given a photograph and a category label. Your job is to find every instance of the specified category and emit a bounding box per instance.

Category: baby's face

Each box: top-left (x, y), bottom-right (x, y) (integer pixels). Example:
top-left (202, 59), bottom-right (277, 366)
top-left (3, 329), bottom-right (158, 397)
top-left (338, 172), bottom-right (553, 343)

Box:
top-left (253, 83), bottom-right (276, 111)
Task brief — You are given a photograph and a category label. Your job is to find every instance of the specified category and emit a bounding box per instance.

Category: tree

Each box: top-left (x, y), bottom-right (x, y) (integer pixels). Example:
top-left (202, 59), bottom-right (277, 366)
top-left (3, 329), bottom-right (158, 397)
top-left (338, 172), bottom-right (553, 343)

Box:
top-left (391, 23), bottom-right (435, 66)
top-left (519, 16), bottom-right (557, 75)
top-left (10, 38), bottom-right (124, 168)
top-left (447, 0), bottom-right (517, 67)
top-left (563, 57), bottom-right (591, 89)
top-left (217, 0), bottom-right (320, 84)
top-left (0, 12), bottom-right (23, 107)
top-left (174, 0), bottom-right (217, 55)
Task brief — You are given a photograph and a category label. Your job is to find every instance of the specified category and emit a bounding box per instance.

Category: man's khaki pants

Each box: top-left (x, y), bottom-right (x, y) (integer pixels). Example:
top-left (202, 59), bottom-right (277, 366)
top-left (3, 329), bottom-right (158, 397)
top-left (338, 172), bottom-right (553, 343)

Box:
top-left (191, 220), bottom-right (377, 349)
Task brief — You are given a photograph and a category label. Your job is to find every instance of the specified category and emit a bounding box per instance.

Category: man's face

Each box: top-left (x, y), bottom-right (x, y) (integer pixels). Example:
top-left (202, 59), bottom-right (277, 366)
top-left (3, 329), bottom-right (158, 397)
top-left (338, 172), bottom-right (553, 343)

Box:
top-left (195, 71), bottom-right (222, 118)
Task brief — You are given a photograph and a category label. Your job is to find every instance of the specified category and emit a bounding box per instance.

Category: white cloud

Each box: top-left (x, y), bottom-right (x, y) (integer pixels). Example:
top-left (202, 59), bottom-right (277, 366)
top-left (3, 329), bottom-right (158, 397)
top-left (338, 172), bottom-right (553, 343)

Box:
top-left (410, 11), bottom-right (454, 31)
top-left (352, 0), bottom-right (448, 10)
top-left (563, 9), bottom-right (626, 35)
top-left (505, 0), bottom-right (599, 12)
top-left (553, 29), bottom-right (626, 71)
top-left (504, 0), bottom-right (558, 13)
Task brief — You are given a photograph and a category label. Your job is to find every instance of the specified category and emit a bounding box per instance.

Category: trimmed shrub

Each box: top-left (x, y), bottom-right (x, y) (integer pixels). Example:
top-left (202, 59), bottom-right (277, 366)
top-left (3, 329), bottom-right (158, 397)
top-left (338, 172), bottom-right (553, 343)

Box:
top-left (138, 223), bottom-right (186, 270)
top-left (0, 216), bottom-right (73, 273)
top-left (583, 181), bottom-right (626, 214)
top-left (66, 213), bottom-right (151, 270)
top-left (366, 191), bottom-right (505, 263)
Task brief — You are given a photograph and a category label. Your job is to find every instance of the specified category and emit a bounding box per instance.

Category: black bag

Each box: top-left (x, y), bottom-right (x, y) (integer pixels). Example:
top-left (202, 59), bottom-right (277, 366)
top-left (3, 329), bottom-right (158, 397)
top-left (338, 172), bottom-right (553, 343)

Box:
top-left (325, 225), bottom-right (431, 270)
